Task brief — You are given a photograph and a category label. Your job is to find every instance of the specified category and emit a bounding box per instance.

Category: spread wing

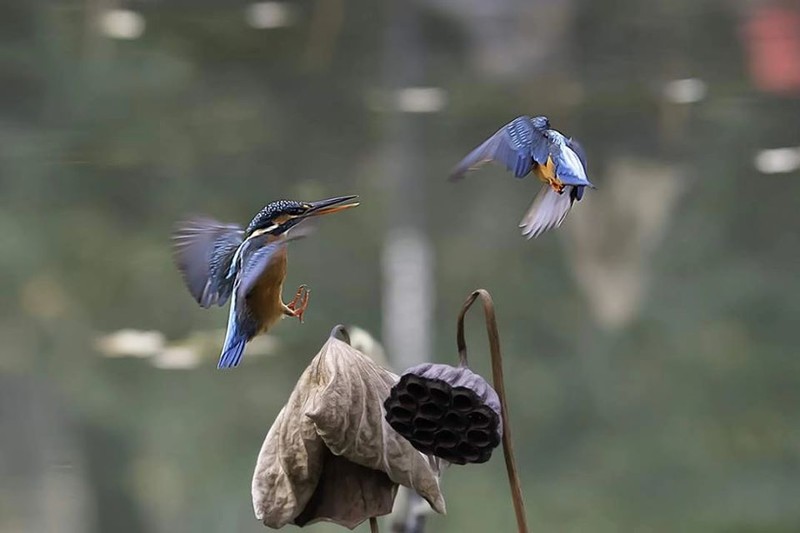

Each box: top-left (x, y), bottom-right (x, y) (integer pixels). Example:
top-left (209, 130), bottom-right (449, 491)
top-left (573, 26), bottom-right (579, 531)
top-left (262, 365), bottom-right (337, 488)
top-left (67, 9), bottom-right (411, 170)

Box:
top-left (172, 217), bottom-right (243, 308)
top-left (449, 116), bottom-right (550, 180)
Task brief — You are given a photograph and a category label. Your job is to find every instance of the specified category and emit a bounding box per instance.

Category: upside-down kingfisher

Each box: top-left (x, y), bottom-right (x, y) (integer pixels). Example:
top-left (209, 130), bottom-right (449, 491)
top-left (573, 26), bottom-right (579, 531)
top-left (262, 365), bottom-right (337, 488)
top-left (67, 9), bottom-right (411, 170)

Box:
top-left (449, 115), bottom-right (595, 239)
top-left (172, 195), bottom-right (359, 369)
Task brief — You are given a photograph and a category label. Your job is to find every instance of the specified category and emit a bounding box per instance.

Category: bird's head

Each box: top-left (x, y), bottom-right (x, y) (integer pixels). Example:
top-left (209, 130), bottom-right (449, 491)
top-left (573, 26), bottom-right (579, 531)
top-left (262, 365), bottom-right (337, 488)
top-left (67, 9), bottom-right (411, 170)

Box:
top-left (531, 116), bottom-right (551, 130)
top-left (245, 195), bottom-right (360, 238)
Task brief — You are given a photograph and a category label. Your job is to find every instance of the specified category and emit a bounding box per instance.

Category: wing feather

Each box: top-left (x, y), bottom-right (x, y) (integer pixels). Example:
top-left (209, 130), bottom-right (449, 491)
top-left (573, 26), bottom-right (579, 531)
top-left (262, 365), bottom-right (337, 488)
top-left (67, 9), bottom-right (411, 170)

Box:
top-left (235, 232), bottom-right (307, 302)
top-left (172, 217), bottom-right (243, 308)
top-left (449, 116), bottom-right (549, 180)
top-left (236, 240), bottom-right (286, 302)
top-left (566, 137), bottom-right (588, 170)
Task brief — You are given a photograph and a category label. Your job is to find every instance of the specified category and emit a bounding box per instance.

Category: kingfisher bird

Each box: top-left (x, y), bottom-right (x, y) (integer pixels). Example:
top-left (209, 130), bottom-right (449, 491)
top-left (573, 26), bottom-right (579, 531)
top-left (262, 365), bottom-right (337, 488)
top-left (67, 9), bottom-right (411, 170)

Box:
top-left (172, 195), bottom-right (359, 369)
top-left (449, 115), bottom-right (594, 238)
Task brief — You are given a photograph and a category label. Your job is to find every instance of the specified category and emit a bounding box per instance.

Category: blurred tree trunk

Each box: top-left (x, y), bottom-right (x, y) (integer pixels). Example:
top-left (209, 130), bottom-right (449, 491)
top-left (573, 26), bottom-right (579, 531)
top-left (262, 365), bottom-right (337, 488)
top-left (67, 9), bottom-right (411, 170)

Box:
top-left (381, 1), bottom-right (434, 531)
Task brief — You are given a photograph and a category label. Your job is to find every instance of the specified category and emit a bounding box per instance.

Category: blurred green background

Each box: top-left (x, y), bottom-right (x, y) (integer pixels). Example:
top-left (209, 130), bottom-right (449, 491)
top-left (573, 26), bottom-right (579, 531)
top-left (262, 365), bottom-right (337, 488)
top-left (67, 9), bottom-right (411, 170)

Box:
top-left (2, 0), bottom-right (800, 532)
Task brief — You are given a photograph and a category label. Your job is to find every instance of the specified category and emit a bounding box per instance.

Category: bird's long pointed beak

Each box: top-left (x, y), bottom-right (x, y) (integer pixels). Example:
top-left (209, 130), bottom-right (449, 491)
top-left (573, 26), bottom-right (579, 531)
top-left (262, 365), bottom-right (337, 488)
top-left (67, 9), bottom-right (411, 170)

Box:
top-left (302, 195), bottom-right (360, 218)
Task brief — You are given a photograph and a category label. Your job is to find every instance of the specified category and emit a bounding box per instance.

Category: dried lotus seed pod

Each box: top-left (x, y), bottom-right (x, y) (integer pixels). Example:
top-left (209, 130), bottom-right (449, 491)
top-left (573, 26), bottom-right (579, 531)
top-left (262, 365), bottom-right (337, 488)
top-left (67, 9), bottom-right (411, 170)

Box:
top-left (385, 363), bottom-right (502, 465)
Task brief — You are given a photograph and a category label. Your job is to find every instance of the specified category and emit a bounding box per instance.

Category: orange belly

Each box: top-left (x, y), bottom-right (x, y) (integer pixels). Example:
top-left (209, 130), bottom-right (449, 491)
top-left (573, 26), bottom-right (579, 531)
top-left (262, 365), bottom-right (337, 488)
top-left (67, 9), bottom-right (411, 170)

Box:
top-left (246, 247), bottom-right (288, 333)
top-left (533, 156), bottom-right (563, 191)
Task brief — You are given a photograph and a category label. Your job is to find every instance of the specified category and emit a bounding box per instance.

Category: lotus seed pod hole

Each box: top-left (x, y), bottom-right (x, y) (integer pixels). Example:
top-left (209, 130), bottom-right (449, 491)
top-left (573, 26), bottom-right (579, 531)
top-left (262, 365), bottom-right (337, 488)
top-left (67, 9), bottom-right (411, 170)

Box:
top-left (414, 417), bottom-right (437, 431)
top-left (389, 406), bottom-right (414, 422)
top-left (467, 429), bottom-right (491, 447)
top-left (419, 402), bottom-right (445, 418)
top-left (406, 382), bottom-right (428, 400)
top-left (443, 412), bottom-right (468, 431)
top-left (467, 411), bottom-right (490, 428)
top-left (397, 393), bottom-right (416, 407)
top-left (434, 429), bottom-right (459, 448)
top-left (428, 386), bottom-right (450, 405)
top-left (436, 449), bottom-right (462, 464)
top-left (457, 442), bottom-right (480, 462)
top-left (452, 392), bottom-right (475, 411)
top-left (413, 430), bottom-right (435, 446)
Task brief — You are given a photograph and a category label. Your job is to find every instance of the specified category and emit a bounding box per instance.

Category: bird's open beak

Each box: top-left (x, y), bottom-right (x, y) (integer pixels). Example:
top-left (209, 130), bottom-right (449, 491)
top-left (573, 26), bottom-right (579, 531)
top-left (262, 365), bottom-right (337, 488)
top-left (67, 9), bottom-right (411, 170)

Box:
top-left (300, 195), bottom-right (360, 218)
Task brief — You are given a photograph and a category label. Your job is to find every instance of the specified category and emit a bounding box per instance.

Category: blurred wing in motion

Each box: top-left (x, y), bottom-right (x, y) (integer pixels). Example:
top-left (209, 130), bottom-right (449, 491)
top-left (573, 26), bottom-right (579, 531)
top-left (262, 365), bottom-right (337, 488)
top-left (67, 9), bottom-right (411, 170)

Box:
top-left (172, 217), bottom-right (243, 308)
top-left (449, 116), bottom-right (550, 180)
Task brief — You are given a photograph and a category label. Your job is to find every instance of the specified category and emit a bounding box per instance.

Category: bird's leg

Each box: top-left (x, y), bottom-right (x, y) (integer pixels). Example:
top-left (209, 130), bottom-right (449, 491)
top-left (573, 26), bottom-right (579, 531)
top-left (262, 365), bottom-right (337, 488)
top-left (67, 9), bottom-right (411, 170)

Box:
top-left (282, 285), bottom-right (310, 323)
top-left (535, 157), bottom-right (565, 193)
top-left (286, 284), bottom-right (307, 308)
top-left (547, 177), bottom-right (565, 194)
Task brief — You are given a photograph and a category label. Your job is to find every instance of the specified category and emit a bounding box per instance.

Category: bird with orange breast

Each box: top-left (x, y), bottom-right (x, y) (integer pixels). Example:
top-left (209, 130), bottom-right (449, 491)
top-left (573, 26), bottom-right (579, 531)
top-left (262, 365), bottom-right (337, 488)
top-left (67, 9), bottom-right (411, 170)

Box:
top-left (450, 115), bottom-right (594, 238)
top-left (172, 195), bottom-right (359, 368)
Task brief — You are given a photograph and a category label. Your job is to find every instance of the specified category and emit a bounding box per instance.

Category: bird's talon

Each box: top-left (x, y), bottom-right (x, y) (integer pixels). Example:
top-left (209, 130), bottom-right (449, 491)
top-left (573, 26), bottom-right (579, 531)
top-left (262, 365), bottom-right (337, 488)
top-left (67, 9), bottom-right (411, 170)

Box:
top-left (285, 285), bottom-right (310, 323)
top-left (286, 284), bottom-right (308, 308)
top-left (548, 178), bottom-right (565, 194)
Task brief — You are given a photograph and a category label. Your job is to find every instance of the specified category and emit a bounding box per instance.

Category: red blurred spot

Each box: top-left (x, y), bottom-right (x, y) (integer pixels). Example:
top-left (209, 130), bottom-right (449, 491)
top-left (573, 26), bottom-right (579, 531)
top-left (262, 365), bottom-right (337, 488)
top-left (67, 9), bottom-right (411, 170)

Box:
top-left (743, 4), bottom-right (800, 95)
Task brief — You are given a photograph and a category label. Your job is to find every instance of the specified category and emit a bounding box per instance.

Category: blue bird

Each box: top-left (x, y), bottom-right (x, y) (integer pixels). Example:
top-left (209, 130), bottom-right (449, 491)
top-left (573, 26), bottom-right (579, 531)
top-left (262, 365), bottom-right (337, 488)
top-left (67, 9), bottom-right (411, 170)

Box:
top-left (172, 195), bottom-right (359, 369)
top-left (450, 115), bottom-right (594, 238)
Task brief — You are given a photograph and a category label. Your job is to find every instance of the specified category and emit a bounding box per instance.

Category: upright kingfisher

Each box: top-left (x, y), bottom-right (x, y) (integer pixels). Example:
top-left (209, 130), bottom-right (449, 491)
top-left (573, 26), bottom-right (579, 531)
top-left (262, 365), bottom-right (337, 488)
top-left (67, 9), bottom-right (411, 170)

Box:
top-left (172, 195), bottom-right (359, 369)
top-left (449, 115), bottom-right (594, 238)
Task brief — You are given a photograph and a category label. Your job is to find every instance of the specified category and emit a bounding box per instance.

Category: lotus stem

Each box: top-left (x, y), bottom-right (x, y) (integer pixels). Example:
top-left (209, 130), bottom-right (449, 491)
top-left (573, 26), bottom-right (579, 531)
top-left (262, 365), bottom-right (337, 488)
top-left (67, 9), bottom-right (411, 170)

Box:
top-left (330, 324), bottom-right (351, 345)
top-left (370, 516), bottom-right (380, 533)
top-left (457, 289), bottom-right (529, 533)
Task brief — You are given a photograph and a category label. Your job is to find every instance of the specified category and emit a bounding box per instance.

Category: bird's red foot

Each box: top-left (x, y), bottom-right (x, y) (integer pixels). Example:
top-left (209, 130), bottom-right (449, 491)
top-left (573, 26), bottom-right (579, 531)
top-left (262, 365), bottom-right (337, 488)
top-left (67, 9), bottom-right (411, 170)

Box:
top-left (284, 285), bottom-right (310, 323)
top-left (548, 177), bottom-right (565, 194)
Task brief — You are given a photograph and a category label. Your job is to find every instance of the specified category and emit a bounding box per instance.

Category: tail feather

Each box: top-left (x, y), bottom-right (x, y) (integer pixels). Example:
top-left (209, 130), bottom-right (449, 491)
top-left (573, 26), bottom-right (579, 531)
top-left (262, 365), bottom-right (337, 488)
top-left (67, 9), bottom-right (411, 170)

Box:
top-left (218, 299), bottom-right (247, 369)
top-left (519, 185), bottom-right (576, 239)
top-left (218, 335), bottom-right (246, 369)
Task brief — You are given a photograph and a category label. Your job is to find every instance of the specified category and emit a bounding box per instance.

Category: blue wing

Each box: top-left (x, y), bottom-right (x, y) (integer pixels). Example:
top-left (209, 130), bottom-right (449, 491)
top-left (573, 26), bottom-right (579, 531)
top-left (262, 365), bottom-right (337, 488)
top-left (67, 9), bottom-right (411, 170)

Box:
top-left (566, 137), bottom-right (588, 170)
top-left (449, 116), bottom-right (550, 180)
top-left (547, 131), bottom-right (594, 188)
top-left (235, 238), bottom-right (287, 303)
top-left (172, 218), bottom-right (243, 308)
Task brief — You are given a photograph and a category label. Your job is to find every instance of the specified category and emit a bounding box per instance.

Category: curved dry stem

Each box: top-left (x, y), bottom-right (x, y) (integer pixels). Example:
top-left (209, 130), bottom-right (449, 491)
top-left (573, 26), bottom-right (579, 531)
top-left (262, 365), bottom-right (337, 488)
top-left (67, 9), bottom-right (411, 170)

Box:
top-left (330, 324), bottom-right (351, 345)
top-left (370, 516), bottom-right (379, 533)
top-left (456, 289), bottom-right (529, 533)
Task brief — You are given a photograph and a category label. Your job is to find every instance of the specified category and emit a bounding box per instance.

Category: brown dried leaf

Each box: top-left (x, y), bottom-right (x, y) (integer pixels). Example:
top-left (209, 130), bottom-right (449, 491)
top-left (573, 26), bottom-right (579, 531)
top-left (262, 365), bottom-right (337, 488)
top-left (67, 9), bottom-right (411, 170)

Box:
top-left (307, 336), bottom-right (446, 514)
top-left (251, 329), bottom-right (445, 529)
top-left (294, 450), bottom-right (397, 529)
top-left (251, 388), bottom-right (327, 527)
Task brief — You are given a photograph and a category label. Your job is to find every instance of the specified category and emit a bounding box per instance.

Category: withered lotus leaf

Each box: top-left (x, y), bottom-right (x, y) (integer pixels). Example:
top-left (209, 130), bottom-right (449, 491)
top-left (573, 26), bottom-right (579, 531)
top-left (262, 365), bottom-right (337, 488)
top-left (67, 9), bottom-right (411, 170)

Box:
top-left (252, 328), bottom-right (446, 529)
